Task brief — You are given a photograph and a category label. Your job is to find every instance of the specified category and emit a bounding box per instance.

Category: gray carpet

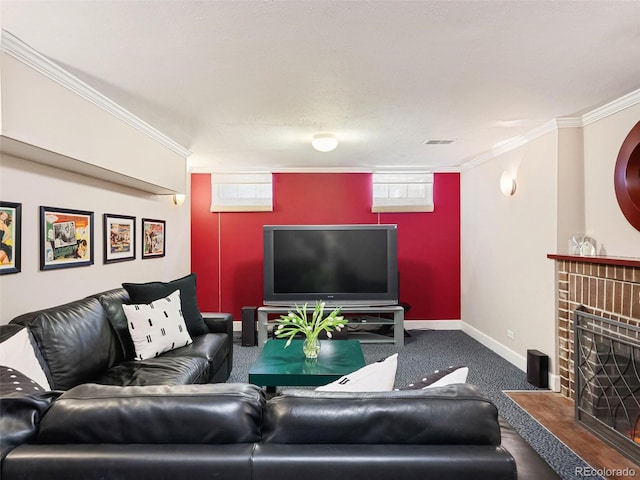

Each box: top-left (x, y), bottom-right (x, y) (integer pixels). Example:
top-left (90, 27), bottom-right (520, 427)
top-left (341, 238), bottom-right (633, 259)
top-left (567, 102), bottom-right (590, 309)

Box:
top-left (228, 329), bottom-right (603, 480)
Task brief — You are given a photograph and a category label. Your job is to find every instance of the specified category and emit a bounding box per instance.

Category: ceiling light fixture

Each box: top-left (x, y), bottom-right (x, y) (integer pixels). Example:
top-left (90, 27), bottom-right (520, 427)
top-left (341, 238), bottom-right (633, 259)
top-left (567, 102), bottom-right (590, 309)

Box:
top-left (312, 133), bottom-right (338, 152)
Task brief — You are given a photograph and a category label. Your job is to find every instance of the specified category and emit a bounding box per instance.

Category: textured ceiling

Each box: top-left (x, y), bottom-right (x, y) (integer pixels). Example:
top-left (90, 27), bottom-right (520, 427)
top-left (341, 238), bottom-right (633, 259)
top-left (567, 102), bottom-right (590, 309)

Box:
top-left (2, 0), bottom-right (639, 172)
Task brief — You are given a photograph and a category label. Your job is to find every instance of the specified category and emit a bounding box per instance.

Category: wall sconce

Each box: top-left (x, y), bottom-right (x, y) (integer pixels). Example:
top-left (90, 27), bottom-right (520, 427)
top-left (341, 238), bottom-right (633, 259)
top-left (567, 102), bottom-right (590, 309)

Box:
top-left (172, 194), bottom-right (186, 206)
top-left (311, 133), bottom-right (338, 152)
top-left (500, 172), bottom-right (517, 196)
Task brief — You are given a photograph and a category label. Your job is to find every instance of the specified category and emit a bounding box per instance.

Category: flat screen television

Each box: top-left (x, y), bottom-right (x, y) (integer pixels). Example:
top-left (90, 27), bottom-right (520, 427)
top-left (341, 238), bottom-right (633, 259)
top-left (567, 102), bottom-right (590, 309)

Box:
top-left (263, 224), bottom-right (398, 306)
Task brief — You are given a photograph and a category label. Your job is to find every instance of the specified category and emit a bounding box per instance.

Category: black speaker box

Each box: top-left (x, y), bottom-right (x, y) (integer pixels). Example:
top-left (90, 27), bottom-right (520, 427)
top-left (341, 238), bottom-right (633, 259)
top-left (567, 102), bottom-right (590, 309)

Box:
top-left (241, 306), bottom-right (257, 346)
top-left (526, 349), bottom-right (549, 388)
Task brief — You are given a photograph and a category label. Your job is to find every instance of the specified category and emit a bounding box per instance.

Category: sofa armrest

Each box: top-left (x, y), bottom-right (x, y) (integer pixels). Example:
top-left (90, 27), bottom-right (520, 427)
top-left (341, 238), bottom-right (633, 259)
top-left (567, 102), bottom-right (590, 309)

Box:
top-left (202, 313), bottom-right (234, 380)
top-left (0, 392), bottom-right (60, 460)
top-left (203, 313), bottom-right (234, 338)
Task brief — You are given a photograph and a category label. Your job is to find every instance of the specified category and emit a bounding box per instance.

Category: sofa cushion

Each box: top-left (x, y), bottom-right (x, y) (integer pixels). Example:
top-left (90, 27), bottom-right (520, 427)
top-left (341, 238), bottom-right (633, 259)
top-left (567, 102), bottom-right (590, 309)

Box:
top-left (161, 333), bottom-right (230, 375)
top-left (122, 290), bottom-right (193, 360)
top-left (0, 391), bottom-right (59, 461)
top-left (122, 273), bottom-right (207, 337)
top-left (37, 383), bottom-right (265, 444)
top-left (316, 353), bottom-right (397, 392)
top-left (263, 384), bottom-right (501, 445)
top-left (91, 356), bottom-right (210, 386)
top-left (0, 325), bottom-right (51, 391)
top-left (10, 298), bottom-right (120, 390)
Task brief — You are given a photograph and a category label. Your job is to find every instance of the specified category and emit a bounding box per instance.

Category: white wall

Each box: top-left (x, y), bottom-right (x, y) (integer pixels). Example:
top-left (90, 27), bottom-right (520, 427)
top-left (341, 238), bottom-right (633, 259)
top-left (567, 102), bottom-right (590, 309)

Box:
top-left (0, 154), bottom-right (191, 323)
top-left (461, 131), bottom-right (559, 373)
top-left (1, 43), bottom-right (187, 194)
top-left (0, 35), bottom-right (191, 323)
top-left (461, 99), bottom-right (639, 382)
top-left (556, 127), bottom-right (585, 252)
top-left (583, 103), bottom-right (640, 256)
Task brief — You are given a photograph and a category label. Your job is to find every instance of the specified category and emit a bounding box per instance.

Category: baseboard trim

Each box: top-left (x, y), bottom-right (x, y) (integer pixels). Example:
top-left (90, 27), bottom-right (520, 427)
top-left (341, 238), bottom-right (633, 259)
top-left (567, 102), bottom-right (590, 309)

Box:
top-left (461, 321), bottom-right (527, 373)
top-left (404, 319), bottom-right (461, 330)
top-left (395, 320), bottom-right (562, 391)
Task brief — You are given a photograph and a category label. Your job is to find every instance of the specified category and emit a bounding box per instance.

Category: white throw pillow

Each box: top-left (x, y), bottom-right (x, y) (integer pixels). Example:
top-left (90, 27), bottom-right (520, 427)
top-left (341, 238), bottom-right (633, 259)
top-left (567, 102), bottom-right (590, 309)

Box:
top-left (123, 290), bottom-right (193, 361)
top-left (316, 353), bottom-right (398, 392)
top-left (0, 328), bottom-right (51, 391)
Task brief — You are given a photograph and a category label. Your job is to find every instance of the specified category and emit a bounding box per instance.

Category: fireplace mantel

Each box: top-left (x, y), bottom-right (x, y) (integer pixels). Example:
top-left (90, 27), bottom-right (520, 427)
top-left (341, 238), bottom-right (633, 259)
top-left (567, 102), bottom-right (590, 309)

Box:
top-left (547, 254), bottom-right (640, 269)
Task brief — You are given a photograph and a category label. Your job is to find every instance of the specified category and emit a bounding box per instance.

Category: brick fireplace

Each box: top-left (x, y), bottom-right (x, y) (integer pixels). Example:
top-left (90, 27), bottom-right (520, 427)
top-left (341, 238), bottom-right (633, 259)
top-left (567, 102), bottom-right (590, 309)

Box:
top-left (549, 254), bottom-right (640, 461)
top-left (548, 255), bottom-right (640, 399)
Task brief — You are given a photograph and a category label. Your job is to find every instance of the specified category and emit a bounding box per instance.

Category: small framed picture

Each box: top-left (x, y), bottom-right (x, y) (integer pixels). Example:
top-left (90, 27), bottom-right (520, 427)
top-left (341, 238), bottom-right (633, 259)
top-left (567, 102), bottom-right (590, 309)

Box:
top-left (0, 201), bottom-right (22, 275)
top-left (142, 218), bottom-right (166, 259)
top-left (40, 206), bottom-right (94, 270)
top-left (104, 213), bottom-right (136, 264)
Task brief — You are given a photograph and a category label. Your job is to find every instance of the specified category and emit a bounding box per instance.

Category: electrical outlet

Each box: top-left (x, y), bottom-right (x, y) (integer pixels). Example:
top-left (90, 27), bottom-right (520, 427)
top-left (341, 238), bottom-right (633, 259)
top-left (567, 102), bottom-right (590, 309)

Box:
top-left (506, 329), bottom-right (514, 340)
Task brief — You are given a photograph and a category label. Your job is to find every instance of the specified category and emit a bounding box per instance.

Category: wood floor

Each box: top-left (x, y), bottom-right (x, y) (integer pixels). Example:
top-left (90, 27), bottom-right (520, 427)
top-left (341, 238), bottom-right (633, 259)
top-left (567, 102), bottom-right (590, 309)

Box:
top-left (505, 391), bottom-right (639, 480)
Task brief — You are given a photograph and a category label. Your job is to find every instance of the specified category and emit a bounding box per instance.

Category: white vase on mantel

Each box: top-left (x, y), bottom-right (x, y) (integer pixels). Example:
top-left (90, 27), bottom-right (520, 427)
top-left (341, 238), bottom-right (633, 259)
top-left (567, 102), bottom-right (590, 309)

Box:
top-left (580, 238), bottom-right (597, 256)
top-left (568, 235), bottom-right (584, 255)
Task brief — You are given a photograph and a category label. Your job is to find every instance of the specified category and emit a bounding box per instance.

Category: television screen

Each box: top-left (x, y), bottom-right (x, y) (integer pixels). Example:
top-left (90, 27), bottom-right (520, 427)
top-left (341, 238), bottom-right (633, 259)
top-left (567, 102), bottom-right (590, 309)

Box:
top-left (263, 224), bottom-right (398, 306)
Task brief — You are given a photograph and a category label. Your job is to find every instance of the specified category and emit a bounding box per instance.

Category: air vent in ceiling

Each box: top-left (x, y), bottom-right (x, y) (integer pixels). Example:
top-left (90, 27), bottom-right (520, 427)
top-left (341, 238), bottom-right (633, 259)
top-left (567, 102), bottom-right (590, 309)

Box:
top-left (423, 139), bottom-right (455, 145)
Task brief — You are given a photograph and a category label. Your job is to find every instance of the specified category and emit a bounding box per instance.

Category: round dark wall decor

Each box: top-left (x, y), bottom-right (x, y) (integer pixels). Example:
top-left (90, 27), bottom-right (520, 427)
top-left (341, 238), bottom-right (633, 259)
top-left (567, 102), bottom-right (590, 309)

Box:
top-left (614, 120), bottom-right (640, 232)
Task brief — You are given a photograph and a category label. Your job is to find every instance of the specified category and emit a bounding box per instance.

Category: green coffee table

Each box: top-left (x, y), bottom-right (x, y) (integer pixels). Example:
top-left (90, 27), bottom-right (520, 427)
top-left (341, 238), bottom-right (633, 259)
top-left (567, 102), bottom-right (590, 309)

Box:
top-left (248, 339), bottom-right (366, 390)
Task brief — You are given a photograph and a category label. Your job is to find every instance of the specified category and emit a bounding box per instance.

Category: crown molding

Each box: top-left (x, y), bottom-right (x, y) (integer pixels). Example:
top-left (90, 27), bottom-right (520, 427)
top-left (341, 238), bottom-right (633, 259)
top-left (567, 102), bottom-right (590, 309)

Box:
top-left (191, 165), bottom-right (463, 175)
top-left (1, 30), bottom-right (191, 159)
top-left (374, 165), bottom-right (463, 173)
top-left (461, 87), bottom-right (640, 171)
top-left (272, 166), bottom-right (373, 173)
top-left (461, 119), bottom-right (558, 171)
top-left (555, 117), bottom-right (583, 128)
top-left (581, 88), bottom-right (640, 126)
top-left (5, 29), bottom-right (634, 173)
top-left (190, 166), bottom-right (375, 174)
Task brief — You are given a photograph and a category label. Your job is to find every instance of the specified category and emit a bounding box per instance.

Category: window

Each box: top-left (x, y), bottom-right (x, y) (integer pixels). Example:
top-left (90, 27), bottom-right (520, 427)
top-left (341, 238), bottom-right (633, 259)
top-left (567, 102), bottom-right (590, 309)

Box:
top-left (210, 172), bottom-right (273, 212)
top-left (372, 172), bottom-right (434, 212)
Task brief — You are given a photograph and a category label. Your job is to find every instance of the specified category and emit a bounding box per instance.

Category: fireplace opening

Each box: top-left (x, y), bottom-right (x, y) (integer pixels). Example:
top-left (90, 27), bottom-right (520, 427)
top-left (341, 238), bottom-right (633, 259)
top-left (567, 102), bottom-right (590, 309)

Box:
top-left (575, 309), bottom-right (640, 463)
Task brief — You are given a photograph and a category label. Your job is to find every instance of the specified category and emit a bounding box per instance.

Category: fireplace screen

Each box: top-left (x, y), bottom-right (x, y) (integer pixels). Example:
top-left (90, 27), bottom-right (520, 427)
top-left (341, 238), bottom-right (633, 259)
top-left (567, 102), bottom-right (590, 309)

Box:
top-left (574, 309), bottom-right (640, 463)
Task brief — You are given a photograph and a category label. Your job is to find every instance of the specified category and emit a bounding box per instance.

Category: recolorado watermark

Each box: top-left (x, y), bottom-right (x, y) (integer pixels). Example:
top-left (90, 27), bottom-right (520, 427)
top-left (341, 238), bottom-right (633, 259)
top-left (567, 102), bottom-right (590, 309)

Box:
top-left (575, 466), bottom-right (636, 477)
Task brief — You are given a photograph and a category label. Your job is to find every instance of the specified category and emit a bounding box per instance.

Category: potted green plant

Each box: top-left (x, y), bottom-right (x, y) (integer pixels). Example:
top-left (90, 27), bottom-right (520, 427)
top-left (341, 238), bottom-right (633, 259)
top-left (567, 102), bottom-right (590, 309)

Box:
top-left (275, 302), bottom-right (348, 359)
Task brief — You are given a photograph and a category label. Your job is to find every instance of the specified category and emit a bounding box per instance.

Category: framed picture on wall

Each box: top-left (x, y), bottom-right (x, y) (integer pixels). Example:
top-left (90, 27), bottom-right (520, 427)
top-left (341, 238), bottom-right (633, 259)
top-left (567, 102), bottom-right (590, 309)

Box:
top-left (40, 206), bottom-right (94, 270)
top-left (103, 213), bottom-right (136, 264)
top-left (0, 201), bottom-right (22, 275)
top-left (141, 218), bottom-right (166, 259)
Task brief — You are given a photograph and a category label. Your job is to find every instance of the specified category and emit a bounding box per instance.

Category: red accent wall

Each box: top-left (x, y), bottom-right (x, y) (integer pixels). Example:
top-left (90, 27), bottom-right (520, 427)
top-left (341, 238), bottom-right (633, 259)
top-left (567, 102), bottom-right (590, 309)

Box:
top-left (191, 174), bottom-right (220, 311)
top-left (191, 172), bottom-right (460, 321)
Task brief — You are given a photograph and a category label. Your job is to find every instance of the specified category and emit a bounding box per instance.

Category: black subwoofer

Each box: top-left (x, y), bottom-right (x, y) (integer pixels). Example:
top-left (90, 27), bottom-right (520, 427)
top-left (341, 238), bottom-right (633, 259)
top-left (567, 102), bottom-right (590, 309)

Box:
top-left (526, 349), bottom-right (549, 388)
top-left (241, 306), bottom-right (257, 346)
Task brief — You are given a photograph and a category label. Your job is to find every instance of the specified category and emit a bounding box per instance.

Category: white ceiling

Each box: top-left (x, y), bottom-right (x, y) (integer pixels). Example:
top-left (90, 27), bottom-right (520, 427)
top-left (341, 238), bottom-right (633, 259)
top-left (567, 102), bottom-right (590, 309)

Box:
top-left (2, 0), bottom-right (639, 172)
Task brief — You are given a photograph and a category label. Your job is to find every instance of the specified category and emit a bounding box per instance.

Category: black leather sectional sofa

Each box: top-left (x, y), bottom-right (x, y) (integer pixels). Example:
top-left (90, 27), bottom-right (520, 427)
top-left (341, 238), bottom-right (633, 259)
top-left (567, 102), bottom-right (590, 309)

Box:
top-left (0, 282), bottom-right (234, 462)
top-left (1, 382), bottom-right (561, 480)
top-left (0, 284), bottom-right (560, 480)
top-left (9, 286), bottom-right (234, 389)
